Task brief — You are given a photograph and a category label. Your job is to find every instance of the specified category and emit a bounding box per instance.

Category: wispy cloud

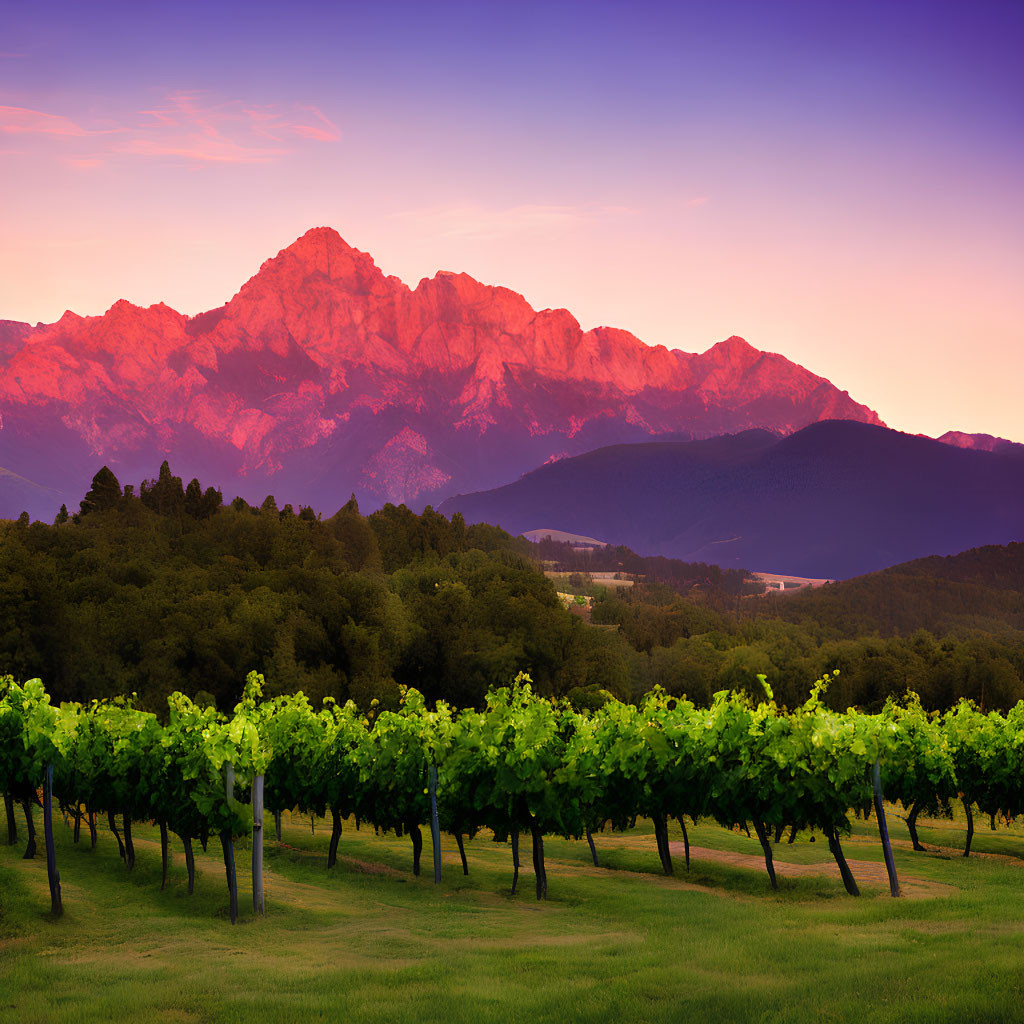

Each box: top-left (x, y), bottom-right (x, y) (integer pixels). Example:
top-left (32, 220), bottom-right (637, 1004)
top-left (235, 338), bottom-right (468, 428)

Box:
top-left (685, 196), bottom-right (709, 208)
top-left (128, 92), bottom-right (340, 164)
top-left (394, 202), bottom-right (634, 241)
top-left (0, 92), bottom-right (340, 166)
top-left (288, 105), bottom-right (340, 143)
top-left (0, 105), bottom-right (120, 137)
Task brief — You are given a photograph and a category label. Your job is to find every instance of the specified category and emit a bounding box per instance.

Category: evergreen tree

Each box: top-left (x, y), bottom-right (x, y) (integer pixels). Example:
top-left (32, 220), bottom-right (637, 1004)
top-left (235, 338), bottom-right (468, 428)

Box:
top-left (140, 461), bottom-right (185, 517)
top-left (54, 504), bottom-right (69, 525)
top-left (201, 487), bottom-right (223, 519)
top-left (451, 511), bottom-right (468, 550)
top-left (184, 478), bottom-right (204, 519)
top-left (79, 466), bottom-right (122, 516)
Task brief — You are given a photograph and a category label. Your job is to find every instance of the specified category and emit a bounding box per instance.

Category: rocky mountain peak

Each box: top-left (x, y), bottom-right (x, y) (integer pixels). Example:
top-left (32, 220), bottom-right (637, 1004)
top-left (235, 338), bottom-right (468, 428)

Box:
top-left (0, 227), bottom-right (886, 517)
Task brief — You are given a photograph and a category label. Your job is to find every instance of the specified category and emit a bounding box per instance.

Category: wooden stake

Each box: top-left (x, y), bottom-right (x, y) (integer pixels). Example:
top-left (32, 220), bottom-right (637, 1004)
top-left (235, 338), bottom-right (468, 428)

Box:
top-left (429, 765), bottom-right (441, 884)
top-left (159, 820), bottom-right (168, 890)
top-left (529, 822), bottom-right (547, 900)
top-left (252, 774), bottom-right (265, 916)
top-left (511, 830), bottom-right (520, 895)
top-left (222, 762), bottom-right (238, 923)
top-left (43, 765), bottom-right (62, 917)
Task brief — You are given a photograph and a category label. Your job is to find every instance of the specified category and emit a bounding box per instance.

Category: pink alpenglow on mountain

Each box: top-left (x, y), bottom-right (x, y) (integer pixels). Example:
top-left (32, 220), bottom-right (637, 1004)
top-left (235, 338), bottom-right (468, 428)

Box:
top-left (0, 227), bottom-right (883, 517)
top-left (937, 431), bottom-right (1024, 455)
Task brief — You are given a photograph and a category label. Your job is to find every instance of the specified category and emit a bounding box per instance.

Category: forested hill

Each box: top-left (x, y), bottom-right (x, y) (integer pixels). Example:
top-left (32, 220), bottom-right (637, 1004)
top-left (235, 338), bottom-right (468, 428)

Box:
top-left (1, 464), bottom-right (1022, 716)
top-left (0, 464), bottom-right (612, 713)
top-left (770, 542), bottom-right (1024, 637)
top-left (881, 543), bottom-right (1024, 591)
top-left (0, 462), bottom-right (759, 714)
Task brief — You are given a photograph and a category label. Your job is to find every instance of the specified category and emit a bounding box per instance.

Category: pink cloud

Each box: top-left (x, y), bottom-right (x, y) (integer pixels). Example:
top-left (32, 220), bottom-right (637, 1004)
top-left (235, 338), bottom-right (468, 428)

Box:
top-left (121, 95), bottom-right (282, 162)
top-left (137, 107), bottom-right (179, 128)
top-left (242, 106), bottom-right (285, 140)
top-left (2, 93), bottom-right (339, 166)
top-left (290, 107), bottom-right (341, 142)
top-left (125, 93), bottom-right (340, 163)
top-left (0, 105), bottom-right (119, 137)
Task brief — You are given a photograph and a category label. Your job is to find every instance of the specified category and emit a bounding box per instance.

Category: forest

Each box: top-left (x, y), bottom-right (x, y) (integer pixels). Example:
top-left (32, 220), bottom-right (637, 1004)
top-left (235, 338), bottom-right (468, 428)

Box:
top-left (1, 463), bottom-right (1022, 714)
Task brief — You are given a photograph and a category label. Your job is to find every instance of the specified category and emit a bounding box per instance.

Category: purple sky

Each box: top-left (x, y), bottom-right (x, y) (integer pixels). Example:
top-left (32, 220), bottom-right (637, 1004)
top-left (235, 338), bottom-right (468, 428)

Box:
top-left (2, 0), bottom-right (1022, 440)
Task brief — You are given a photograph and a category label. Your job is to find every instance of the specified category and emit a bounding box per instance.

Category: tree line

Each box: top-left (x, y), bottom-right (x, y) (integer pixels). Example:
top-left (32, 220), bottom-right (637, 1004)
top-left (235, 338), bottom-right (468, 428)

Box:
top-left (1, 464), bottom-right (1021, 713)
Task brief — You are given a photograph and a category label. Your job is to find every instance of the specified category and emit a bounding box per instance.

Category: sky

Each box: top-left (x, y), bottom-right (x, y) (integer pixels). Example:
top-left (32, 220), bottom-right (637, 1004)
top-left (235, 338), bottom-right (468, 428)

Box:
top-left (2, 0), bottom-right (1022, 441)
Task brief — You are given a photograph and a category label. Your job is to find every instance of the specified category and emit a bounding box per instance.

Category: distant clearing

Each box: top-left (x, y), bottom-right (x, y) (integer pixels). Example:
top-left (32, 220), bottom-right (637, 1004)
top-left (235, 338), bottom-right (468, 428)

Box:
top-left (523, 528), bottom-right (608, 547)
top-left (753, 571), bottom-right (833, 592)
top-left (545, 570), bottom-right (635, 588)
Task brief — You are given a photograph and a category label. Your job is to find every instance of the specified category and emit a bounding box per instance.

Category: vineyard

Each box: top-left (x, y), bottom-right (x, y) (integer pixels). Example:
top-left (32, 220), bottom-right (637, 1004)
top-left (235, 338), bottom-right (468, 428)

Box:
top-left (3, 670), bottom-right (1023, 923)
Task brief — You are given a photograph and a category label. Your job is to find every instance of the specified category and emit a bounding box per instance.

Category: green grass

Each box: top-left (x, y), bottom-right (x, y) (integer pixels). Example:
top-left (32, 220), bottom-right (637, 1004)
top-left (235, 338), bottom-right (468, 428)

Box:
top-left (2, 805), bottom-right (1024, 1023)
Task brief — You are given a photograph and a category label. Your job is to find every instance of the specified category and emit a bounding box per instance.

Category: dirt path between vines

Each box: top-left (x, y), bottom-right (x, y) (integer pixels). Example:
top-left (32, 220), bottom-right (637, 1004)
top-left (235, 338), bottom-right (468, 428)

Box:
top-left (669, 842), bottom-right (954, 898)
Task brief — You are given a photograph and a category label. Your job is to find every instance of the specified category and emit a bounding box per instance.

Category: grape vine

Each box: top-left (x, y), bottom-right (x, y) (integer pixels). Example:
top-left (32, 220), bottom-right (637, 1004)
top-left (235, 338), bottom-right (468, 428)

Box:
top-left (3, 671), bottom-right (1020, 920)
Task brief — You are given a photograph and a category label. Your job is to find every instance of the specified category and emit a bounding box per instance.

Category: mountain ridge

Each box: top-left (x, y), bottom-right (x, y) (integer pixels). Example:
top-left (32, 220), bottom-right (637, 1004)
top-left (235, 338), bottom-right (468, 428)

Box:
top-left (1, 226), bottom-right (883, 518)
top-left (937, 430), bottom-right (1024, 456)
top-left (439, 420), bottom-right (1024, 579)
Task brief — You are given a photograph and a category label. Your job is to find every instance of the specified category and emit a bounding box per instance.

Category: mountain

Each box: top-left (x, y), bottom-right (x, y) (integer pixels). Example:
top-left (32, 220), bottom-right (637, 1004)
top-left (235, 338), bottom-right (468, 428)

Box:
top-left (0, 227), bottom-right (882, 520)
top-left (937, 430), bottom-right (1024, 456)
top-left (439, 421), bottom-right (1024, 579)
top-left (0, 320), bottom-right (31, 364)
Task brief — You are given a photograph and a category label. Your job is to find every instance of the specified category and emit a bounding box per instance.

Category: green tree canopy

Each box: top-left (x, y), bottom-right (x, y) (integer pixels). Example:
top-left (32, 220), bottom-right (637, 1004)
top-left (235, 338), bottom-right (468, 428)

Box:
top-left (79, 467), bottom-right (122, 517)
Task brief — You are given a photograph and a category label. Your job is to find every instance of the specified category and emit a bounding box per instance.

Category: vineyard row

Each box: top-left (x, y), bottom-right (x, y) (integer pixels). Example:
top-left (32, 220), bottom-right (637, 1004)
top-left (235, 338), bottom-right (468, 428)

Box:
top-left (3, 671), bottom-right (1021, 919)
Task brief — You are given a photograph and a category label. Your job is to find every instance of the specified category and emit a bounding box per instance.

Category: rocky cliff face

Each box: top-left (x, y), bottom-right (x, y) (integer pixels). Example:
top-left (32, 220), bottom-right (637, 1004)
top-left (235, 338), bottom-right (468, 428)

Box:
top-left (0, 227), bottom-right (884, 517)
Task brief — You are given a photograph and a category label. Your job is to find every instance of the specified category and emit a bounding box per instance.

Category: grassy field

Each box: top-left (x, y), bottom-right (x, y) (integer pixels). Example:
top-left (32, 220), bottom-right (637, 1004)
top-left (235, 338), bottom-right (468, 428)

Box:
top-left (1, 805), bottom-right (1023, 1024)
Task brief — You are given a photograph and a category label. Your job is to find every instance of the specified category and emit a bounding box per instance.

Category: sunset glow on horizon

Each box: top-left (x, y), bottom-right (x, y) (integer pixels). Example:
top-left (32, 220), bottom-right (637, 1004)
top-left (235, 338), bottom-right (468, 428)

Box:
top-left (2, 0), bottom-right (1022, 442)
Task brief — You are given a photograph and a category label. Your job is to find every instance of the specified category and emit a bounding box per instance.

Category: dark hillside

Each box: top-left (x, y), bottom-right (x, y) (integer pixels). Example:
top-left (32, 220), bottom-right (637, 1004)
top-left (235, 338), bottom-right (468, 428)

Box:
top-left (772, 542), bottom-right (1024, 637)
top-left (442, 421), bottom-right (1024, 579)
